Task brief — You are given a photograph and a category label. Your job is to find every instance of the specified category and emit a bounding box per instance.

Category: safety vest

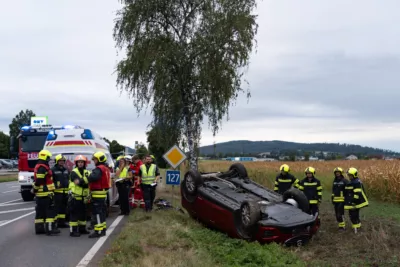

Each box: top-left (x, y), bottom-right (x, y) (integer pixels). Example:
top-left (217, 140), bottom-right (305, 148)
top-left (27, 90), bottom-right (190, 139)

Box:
top-left (69, 168), bottom-right (90, 198)
top-left (89, 164), bottom-right (110, 199)
top-left (33, 163), bottom-right (55, 197)
top-left (117, 167), bottom-right (129, 178)
top-left (140, 164), bottom-right (156, 185)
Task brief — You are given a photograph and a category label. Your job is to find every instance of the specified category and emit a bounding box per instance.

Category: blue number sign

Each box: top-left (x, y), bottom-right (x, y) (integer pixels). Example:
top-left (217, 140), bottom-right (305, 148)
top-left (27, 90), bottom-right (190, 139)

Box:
top-left (166, 170), bottom-right (180, 185)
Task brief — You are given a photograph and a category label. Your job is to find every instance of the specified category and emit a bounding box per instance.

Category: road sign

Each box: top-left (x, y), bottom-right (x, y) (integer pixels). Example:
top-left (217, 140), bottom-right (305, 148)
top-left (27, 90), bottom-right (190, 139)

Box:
top-left (30, 116), bottom-right (48, 127)
top-left (166, 170), bottom-right (180, 185)
top-left (163, 144), bottom-right (187, 169)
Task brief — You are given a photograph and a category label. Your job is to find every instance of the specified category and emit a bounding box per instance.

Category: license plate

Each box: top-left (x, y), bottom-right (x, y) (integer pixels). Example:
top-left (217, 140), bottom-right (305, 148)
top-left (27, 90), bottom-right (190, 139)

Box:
top-left (292, 226), bottom-right (310, 235)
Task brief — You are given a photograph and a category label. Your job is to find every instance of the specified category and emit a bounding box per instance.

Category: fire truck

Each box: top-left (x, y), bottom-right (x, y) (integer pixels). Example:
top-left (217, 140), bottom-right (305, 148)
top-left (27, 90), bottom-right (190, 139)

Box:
top-left (14, 124), bottom-right (63, 201)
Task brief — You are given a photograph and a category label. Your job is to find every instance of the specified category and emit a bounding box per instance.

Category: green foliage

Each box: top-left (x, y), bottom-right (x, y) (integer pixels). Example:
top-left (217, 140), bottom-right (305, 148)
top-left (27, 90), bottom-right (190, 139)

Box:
top-left (113, 0), bottom-right (258, 169)
top-left (0, 131), bottom-right (10, 158)
top-left (147, 123), bottom-right (180, 168)
top-left (135, 143), bottom-right (149, 158)
top-left (9, 109), bottom-right (35, 138)
top-left (103, 138), bottom-right (125, 157)
top-left (185, 227), bottom-right (304, 267)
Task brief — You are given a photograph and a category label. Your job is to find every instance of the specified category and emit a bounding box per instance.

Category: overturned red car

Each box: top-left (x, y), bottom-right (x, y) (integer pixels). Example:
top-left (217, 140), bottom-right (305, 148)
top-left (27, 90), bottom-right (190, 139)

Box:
top-left (181, 163), bottom-right (319, 246)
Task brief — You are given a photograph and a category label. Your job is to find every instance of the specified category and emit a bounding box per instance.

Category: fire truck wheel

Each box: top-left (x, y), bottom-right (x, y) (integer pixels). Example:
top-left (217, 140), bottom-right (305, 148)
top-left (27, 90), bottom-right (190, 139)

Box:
top-left (21, 191), bottom-right (34, 201)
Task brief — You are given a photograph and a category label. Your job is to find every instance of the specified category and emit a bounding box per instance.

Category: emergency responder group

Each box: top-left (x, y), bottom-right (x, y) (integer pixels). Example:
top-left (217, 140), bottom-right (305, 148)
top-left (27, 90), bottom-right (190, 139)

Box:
top-left (33, 150), bottom-right (159, 237)
top-left (274, 164), bottom-right (369, 234)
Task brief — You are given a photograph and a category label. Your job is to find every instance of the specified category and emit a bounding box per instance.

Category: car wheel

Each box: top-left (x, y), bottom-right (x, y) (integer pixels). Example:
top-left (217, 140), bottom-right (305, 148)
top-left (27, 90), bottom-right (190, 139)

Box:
top-left (181, 169), bottom-right (203, 203)
top-left (21, 191), bottom-right (35, 201)
top-left (235, 200), bottom-right (261, 240)
top-left (229, 163), bottom-right (248, 178)
top-left (283, 187), bottom-right (309, 213)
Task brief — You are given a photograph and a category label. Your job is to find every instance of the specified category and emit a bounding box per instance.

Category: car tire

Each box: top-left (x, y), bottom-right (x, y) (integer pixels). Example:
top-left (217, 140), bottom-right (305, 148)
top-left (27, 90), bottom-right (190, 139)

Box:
top-left (181, 169), bottom-right (203, 203)
top-left (283, 187), bottom-right (310, 213)
top-left (229, 163), bottom-right (248, 178)
top-left (235, 200), bottom-right (261, 240)
top-left (21, 191), bottom-right (35, 201)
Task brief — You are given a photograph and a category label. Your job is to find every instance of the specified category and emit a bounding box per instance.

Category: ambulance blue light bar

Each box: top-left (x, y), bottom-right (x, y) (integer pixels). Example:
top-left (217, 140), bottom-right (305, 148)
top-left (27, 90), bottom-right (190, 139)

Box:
top-left (81, 129), bottom-right (93, 139)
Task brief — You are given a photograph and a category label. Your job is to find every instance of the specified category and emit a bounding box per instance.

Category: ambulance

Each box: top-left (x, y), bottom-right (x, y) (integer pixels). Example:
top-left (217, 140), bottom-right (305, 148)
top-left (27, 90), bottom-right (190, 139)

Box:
top-left (43, 125), bottom-right (119, 217)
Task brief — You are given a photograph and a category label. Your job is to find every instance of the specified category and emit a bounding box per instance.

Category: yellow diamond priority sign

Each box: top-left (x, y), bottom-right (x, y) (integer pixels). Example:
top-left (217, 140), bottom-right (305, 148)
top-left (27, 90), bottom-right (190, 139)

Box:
top-left (163, 144), bottom-right (187, 169)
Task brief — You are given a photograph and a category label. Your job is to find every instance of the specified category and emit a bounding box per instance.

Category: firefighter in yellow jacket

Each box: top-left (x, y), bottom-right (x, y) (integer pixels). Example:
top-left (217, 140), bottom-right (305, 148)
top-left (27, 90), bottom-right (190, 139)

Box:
top-left (69, 155), bottom-right (90, 237)
top-left (297, 167), bottom-right (322, 217)
top-left (273, 164), bottom-right (299, 194)
top-left (344, 167), bottom-right (369, 234)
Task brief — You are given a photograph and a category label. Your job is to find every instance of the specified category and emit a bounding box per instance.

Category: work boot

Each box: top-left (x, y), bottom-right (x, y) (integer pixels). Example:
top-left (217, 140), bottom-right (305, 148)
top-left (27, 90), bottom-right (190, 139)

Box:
top-left (70, 226), bottom-right (81, 237)
top-left (88, 231), bottom-right (103, 238)
top-left (46, 222), bottom-right (61, 236)
top-left (101, 229), bottom-right (106, 236)
top-left (35, 223), bottom-right (46, 235)
top-left (79, 226), bottom-right (90, 235)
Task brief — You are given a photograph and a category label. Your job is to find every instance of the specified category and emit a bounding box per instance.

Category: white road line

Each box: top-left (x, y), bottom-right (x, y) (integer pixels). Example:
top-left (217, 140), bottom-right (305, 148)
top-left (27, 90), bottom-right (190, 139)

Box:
top-left (0, 199), bottom-right (21, 205)
top-left (0, 207), bottom-right (35, 214)
top-left (0, 211), bottom-right (35, 227)
top-left (76, 215), bottom-right (124, 267)
top-left (0, 202), bottom-right (30, 207)
top-left (0, 220), bottom-right (8, 225)
top-left (2, 189), bottom-right (19, 193)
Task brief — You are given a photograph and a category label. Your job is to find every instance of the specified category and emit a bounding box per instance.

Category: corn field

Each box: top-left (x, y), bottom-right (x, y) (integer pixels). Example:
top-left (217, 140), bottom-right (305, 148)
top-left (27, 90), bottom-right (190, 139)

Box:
top-left (197, 160), bottom-right (400, 203)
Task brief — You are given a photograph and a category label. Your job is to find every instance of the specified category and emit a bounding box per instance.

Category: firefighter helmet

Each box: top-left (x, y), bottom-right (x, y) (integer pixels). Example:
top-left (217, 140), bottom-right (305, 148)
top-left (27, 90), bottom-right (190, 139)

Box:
top-left (347, 167), bottom-right (358, 178)
top-left (55, 154), bottom-right (66, 164)
top-left (38, 150), bottom-right (52, 161)
top-left (280, 164), bottom-right (290, 172)
top-left (74, 155), bottom-right (88, 164)
top-left (92, 151), bottom-right (107, 163)
top-left (305, 167), bottom-right (316, 175)
top-left (333, 167), bottom-right (343, 175)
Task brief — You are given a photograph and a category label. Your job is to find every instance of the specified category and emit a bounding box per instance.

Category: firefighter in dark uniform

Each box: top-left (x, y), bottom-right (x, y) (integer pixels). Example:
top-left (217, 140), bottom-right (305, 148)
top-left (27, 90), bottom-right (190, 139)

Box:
top-left (297, 167), bottom-right (322, 216)
top-left (331, 167), bottom-right (349, 230)
top-left (52, 154), bottom-right (70, 228)
top-left (33, 149), bottom-right (60, 235)
top-left (87, 151), bottom-right (111, 238)
top-left (139, 155), bottom-right (160, 212)
top-left (69, 155), bottom-right (91, 237)
top-left (273, 164), bottom-right (299, 194)
top-left (344, 167), bottom-right (369, 234)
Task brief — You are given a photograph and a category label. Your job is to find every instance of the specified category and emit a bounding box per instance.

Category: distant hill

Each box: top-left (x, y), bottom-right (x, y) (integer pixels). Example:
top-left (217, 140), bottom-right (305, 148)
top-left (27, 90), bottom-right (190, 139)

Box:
top-left (199, 140), bottom-right (399, 157)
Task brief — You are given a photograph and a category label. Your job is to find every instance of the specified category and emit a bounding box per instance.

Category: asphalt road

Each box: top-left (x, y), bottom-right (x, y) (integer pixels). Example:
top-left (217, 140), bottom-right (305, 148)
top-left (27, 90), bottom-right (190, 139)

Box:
top-left (0, 181), bottom-right (126, 267)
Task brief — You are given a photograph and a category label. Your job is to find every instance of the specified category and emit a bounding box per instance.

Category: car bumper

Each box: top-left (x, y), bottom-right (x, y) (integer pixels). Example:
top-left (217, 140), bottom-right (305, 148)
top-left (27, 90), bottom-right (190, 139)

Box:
top-left (255, 214), bottom-right (320, 245)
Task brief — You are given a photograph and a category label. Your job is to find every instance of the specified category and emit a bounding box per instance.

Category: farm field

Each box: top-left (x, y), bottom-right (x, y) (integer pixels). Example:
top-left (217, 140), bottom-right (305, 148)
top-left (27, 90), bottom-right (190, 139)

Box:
top-left (103, 160), bottom-right (400, 267)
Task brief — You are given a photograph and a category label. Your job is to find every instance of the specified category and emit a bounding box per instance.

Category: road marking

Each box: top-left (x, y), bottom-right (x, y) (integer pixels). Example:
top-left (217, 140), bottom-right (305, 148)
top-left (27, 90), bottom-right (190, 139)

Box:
top-left (2, 189), bottom-right (19, 193)
top-left (0, 199), bottom-right (21, 205)
top-left (0, 211), bottom-right (35, 228)
top-left (76, 215), bottom-right (124, 267)
top-left (0, 202), bottom-right (30, 207)
top-left (0, 207), bottom-right (35, 214)
top-left (0, 220), bottom-right (8, 225)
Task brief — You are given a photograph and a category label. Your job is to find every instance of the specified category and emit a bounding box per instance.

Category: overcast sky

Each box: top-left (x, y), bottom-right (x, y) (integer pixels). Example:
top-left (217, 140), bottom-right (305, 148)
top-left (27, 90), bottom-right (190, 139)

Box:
top-left (1, 0), bottom-right (399, 151)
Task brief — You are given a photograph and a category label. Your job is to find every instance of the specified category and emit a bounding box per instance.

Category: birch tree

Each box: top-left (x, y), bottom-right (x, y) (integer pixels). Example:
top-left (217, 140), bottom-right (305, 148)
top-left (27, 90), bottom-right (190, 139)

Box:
top-left (114, 0), bottom-right (258, 170)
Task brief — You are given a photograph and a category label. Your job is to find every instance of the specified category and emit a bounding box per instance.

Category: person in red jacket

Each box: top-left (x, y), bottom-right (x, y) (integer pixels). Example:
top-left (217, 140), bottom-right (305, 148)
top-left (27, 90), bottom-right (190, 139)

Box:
top-left (87, 151), bottom-right (110, 238)
top-left (130, 155), bottom-right (145, 208)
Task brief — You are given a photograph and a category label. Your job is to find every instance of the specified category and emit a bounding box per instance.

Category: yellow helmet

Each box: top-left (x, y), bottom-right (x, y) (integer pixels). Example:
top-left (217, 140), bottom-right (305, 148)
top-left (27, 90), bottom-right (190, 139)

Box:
top-left (333, 167), bottom-right (343, 174)
top-left (347, 167), bottom-right (358, 178)
top-left (55, 154), bottom-right (66, 164)
top-left (38, 150), bottom-right (52, 161)
top-left (116, 155), bottom-right (125, 161)
top-left (92, 151), bottom-right (107, 163)
top-left (280, 164), bottom-right (290, 172)
top-left (305, 167), bottom-right (316, 175)
top-left (150, 155), bottom-right (155, 160)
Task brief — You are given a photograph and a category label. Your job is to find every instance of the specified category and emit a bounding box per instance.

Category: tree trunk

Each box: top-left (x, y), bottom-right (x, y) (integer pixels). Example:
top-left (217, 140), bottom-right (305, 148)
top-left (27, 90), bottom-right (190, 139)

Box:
top-left (184, 113), bottom-right (198, 170)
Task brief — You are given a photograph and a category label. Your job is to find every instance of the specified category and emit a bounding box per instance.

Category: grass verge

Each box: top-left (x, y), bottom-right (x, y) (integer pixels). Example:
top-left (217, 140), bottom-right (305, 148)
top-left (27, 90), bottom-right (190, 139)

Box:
top-left (0, 175), bottom-right (17, 183)
top-left (100, 209), bottom-right (304, 267)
